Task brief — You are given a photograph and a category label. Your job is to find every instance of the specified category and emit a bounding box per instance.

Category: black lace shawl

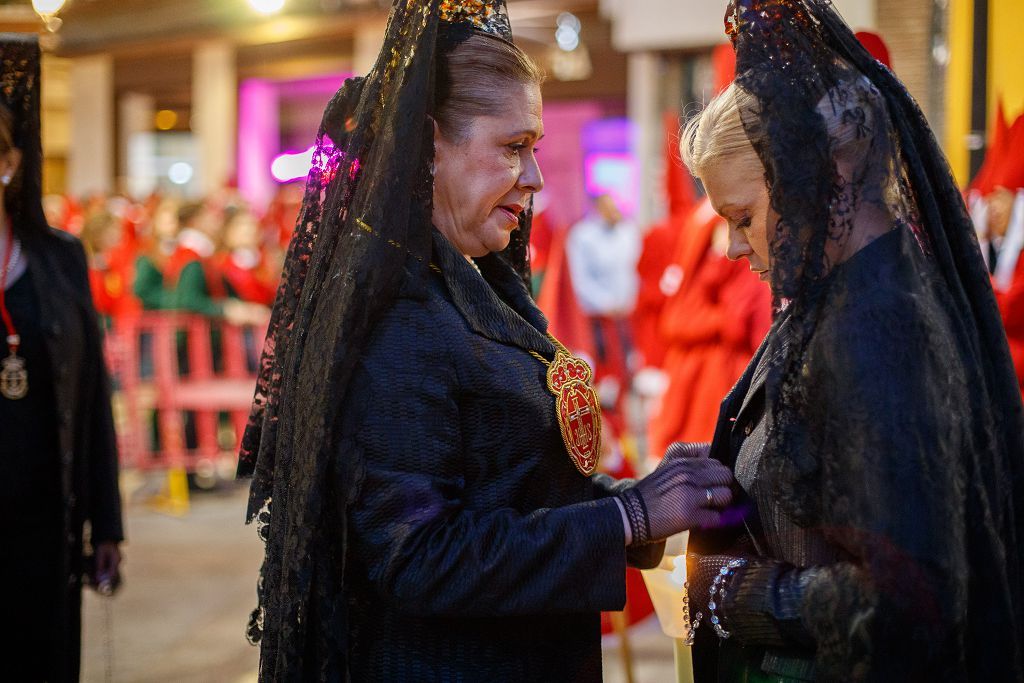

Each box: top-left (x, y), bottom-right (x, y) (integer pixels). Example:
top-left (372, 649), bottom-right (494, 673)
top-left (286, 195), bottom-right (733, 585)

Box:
top-left (235, 1), bottom-right (534, 679)
top-left (722, 0), bottom-right (1024, 676)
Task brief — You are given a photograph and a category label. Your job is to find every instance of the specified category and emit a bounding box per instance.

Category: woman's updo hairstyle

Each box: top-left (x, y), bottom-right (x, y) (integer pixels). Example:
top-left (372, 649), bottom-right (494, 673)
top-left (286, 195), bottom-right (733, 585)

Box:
top-left (681, 82), bottom-right (763, 180)
top-left (434, 31), bottom-right (544, 142)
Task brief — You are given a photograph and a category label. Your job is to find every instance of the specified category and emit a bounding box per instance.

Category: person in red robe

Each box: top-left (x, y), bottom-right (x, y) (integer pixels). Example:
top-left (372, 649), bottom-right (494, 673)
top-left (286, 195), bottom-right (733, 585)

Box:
top-left (632, 112), bottom-right (698, 371)
top-left (215, 207), bottom-right (278, 306)
top-left (647, 200), bottom-right (771, 453)
top-left (972, 111), bottom-right (1024, 391)
top-left (79, 209), bottom-right (140, 326)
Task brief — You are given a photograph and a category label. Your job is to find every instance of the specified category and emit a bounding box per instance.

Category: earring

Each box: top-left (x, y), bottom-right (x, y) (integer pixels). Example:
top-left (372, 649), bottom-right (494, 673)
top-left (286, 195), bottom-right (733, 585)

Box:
top-left (1, 174), bottom-right (10, 187)
top-left (429, 162), bottom-right (436, 177)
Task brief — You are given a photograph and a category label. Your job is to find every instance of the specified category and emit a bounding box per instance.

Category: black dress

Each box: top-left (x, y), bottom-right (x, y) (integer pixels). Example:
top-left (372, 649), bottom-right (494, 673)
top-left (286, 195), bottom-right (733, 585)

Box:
top-left (0, 268), bottom-right (63, 682)
top-left (689, 227), bottom-right (1024, 681)
top-left (0, 228), bottom-right (124, 683)
top-left (343, 231), bottom-right (662, 682)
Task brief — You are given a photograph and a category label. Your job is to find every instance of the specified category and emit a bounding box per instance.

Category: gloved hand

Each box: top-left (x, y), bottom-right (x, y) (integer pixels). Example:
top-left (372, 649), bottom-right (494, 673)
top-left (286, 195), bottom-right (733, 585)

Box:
top-left (662, 441), bottom-right (712, 462)
top-left (685, 552), bottom-right (746, 640)
top-left (618, 456), bottom-right (734, 545)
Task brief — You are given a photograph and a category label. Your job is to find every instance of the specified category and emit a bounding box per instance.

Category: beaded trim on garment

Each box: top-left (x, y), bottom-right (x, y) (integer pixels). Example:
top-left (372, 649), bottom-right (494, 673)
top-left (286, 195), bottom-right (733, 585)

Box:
top-left (439, 0), bottom-right (512, 39)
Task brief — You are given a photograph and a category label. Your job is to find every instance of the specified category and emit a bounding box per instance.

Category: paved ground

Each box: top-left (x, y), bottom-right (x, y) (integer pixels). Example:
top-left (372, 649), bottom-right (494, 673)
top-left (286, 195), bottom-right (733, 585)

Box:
top-left (82, 481), bottom-right (677, 683)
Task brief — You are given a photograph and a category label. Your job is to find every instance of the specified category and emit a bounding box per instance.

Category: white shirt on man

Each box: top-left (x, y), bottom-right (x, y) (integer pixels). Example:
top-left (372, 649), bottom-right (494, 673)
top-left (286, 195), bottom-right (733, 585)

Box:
top-left (565, 214), bottom-right (641, 317)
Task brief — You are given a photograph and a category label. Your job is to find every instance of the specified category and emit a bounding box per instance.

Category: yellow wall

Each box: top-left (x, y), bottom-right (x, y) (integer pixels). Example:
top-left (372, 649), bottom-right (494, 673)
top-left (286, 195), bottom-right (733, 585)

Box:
top-left (989, 0), bottom-right (1024, 124)
top-left (944, 0), bottom-right (974, 186)
top-left (946, 0), bottom-right (1024, 187)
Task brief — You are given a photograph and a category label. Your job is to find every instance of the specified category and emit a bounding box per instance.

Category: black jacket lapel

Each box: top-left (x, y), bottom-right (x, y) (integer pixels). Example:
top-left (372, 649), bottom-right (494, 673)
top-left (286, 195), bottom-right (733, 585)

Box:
top-left (432, 230), bottom-right (555, 357)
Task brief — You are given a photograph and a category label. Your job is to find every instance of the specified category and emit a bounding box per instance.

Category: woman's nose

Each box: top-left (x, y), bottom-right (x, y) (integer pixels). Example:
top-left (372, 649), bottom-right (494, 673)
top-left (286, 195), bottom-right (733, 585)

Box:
top-left (519, 154), bottom-right (544, 194)
top-left (726, 228), bottom-right (750, 261)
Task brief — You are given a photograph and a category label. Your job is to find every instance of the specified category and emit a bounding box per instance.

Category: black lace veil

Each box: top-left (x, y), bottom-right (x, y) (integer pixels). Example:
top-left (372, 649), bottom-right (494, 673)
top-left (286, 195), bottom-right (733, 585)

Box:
top-left (235, 1), bottom-right (530, 679)
top-left (0, 34), bottom-right (47, 242)
top-left (726, 0), bottom-right (1023, 676)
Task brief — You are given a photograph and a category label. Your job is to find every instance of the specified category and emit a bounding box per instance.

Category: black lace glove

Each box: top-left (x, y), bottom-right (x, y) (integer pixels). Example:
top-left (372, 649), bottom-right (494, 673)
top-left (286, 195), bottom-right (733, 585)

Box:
top-left (687, 552), bottom-right (818, 649)
top-left (618, 455), bottom-right (733, 545)
top-left (663, 441), bottom-right (712, 461)
top-left (686, 553), bottom-right (736, 616)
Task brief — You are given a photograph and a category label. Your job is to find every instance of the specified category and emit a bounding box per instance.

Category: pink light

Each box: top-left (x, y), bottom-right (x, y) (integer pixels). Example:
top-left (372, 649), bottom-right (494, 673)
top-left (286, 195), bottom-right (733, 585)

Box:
top-left (237, 73), bottom-right (350, 208)
top-left (584, 152), bottom-right (639, 217)
top-left (271, 146), bottom-right (317, 183)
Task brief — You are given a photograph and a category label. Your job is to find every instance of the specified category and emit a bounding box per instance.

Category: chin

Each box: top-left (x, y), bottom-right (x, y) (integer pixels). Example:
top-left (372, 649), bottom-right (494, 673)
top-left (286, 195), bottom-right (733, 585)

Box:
top-left (479, 222), bottom-right (515, 254)
top-left (484, 236), bottom-right (512, 255)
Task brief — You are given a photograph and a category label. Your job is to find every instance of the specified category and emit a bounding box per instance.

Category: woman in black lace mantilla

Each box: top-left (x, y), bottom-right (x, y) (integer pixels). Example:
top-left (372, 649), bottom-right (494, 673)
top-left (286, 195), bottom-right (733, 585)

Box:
top-left (679, 1), bottom-right (1024, 681)
top-left (236, 2), bottom-right (737, 680)
top-left (0, 34), bottom-right (123, 683)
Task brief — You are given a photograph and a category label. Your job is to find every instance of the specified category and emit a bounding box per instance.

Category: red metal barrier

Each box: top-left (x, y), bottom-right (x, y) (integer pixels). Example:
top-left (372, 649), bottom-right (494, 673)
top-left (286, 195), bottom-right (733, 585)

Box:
top-left (105, 313), bottom-right (265, 472)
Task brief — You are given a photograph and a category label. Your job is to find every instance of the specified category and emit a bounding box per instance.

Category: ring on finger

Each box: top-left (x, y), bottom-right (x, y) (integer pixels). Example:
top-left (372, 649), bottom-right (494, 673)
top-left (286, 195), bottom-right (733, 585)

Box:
top-left (705, 488), bottom-right (714, 504)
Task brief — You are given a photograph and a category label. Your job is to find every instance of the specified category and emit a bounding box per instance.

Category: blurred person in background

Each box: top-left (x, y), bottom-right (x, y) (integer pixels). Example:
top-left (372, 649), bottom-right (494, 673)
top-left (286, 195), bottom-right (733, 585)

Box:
top-left (0, 35), bottom-right (123, 682)
top-left (166, 200), bottom-right (265, 325)
top-left (165, 200), bottom-right (225, 316)
top-left (681, 1), bottom-right (1023, 680)
top-left (647, 200), bottom-right (769, 453)
top-left (133, 196), bottom-right (180, 311)
top-left (79, 209), bottom-right (139, 327)
top-left (566, 193), bottom-right (641, 425)
top-left (969, 111), bottom-right (1024, 392)
top-left (632, 113), bottom-right (698, 374)
top-left (261, 181), bottom-right (304, 251)
top-left (216, 206), bottom-right (279, 306)
top-left (43, 192), bottom-right (74, 232)
top-left (566, 193), bottom-right (641, 374)
top-left (237, 2), bottom-right (735, 679)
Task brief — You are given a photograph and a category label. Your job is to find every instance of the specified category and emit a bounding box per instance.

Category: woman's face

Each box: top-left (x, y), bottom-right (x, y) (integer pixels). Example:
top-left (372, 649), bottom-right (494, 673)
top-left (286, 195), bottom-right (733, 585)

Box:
top-left (432, 82), bottom-right (544, 258)
top-left (701, 151), bottom-right (776, 283)
top-left (152, 203), bottom-right (180, 241)
top-left (225, 212), bottom-right (260, 251)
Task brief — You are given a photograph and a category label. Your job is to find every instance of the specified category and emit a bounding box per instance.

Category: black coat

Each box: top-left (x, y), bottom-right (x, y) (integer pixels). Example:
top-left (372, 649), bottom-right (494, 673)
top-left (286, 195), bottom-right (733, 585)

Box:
top-left (342, 232), bottom-right (661, 682)
top-left (22, 227), bottom-right (124, 682)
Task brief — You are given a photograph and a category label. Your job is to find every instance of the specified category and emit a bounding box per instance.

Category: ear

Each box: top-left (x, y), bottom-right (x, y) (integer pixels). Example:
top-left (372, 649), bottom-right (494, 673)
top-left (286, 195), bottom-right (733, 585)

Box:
top-left (430, 117), bottom-right (450, 153)
top-left (431, 117), bottom-right (448, 166)
top-left (3, 147), bottom-right (22, 179)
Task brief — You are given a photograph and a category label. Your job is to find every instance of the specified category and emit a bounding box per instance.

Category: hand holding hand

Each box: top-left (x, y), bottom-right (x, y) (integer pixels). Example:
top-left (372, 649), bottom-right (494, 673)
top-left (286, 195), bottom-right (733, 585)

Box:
top-left (618, 456), bottom-right (734, 545)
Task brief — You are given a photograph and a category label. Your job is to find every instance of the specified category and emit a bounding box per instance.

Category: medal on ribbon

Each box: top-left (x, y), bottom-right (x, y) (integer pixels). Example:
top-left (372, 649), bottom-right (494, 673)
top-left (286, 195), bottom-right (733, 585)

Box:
top-left (545, 350), bottom-right (602, 476)
top-left (0, 224), bottom-right (25, 401)
top-left (1, 343), bottom-right (26, 400)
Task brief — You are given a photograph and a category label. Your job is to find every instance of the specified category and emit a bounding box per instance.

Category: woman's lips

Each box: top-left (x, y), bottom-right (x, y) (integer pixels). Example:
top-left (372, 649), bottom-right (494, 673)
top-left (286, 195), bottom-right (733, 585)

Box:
top-left (498, 206), bottom-right (520, 225)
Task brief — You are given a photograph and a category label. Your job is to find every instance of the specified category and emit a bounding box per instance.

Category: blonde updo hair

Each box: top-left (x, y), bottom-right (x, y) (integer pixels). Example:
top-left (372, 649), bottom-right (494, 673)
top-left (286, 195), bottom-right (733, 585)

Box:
top-left (680, 82), bottom-right (763, 180)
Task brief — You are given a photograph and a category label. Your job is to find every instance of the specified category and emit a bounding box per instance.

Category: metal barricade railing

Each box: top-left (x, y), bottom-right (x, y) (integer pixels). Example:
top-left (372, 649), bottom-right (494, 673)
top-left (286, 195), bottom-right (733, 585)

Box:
top-left (105, 312), bottom-right (265, 474)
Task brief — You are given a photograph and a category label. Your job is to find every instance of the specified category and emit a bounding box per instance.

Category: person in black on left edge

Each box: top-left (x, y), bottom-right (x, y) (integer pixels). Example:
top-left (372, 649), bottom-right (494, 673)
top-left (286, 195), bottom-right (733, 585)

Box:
top-left (0, 34), bottom-right (124, 683)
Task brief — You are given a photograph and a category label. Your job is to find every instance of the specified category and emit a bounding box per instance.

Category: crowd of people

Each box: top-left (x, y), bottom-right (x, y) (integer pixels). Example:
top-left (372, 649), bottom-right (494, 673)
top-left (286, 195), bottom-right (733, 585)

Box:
top-left (46, 183), bottom-right (305, 332)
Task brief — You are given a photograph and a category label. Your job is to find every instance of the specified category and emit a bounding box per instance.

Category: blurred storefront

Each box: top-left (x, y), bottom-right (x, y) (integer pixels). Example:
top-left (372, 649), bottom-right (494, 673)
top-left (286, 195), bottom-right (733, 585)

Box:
top-left (0, 0), bottom-right (1018, 216)
top-left (597, 0), bottom-right (968, 226)
top-left (0, 0), bottom-right (636, 223)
